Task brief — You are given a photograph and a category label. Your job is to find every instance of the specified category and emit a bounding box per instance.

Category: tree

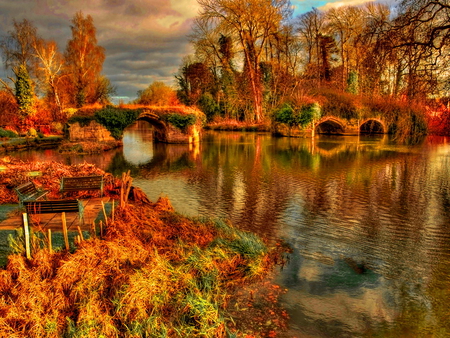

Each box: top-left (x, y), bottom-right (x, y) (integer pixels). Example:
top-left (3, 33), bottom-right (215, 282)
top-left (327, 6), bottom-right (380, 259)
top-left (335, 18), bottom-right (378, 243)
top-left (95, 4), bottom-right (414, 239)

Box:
top-left (395, 0), bottom-right (450, 50)
top-left (31, 38), bottom-right (65, 118)
top-left (0, 19), bottom-right (37, 122)
top-left (136, 81), bottom-right (177, 106)
top-left (389, 0), bottom-right (450, 100)
top-left (14, 64), bottom-right (35, 118)
top-left (196, 0), bottom-right (292, 122)
top-left (176, 59), bottom-right (215, 106)
top-left (90, 76), bottom-right (116, 105)
top-left (0, 19), bottom-right (37, 72)
top-left (65, 11), bottom-right (105, 107)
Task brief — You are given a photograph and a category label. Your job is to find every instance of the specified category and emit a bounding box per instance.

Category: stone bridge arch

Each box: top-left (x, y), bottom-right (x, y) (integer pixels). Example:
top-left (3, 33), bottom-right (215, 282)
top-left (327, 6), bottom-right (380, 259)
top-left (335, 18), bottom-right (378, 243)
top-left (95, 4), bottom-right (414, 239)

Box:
top-left (136, 107), bottom-right (204, 144)
top-left (136, 111), bottom-right (170, 142)
top-left (315, 116), bottom-right (347, 135)
top-left (359, 118), bottom-right (385, 134)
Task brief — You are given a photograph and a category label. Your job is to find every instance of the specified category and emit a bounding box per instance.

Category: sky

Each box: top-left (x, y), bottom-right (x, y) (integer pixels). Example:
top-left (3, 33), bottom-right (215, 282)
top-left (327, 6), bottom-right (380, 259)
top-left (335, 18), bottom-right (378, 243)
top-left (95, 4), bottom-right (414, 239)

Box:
top-left (0, 0), bottom-right (398, 103)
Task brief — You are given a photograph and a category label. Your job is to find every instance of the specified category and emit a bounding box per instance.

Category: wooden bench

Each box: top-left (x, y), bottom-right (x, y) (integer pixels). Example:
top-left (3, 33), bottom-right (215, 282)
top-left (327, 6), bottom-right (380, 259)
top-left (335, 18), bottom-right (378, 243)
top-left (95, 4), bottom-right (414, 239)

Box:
top-left (23, 199), bottom-right (84, 224)
top-left (60, 175), bottom-right (104, 197)
top-left (14, 181), bottom-right (49, 207)
top-left (24, 199), bottom-right (81, 214)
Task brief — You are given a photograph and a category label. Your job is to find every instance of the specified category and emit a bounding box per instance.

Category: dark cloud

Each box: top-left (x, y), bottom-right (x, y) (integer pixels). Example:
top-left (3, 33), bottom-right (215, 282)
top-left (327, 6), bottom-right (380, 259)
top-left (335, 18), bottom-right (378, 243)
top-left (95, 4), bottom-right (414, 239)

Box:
top-left (1, 0), bottom-right (399, 102)
top-left (0, 0), bottom-right (198, 101)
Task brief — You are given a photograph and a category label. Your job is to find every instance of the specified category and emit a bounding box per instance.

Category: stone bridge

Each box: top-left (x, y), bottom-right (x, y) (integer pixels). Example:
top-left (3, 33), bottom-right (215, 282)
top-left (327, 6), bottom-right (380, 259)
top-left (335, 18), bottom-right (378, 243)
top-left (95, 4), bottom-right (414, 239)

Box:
top-left (273, 115), bottom-right (387, 137)
top-left (137, 107), bottom-right (204, 144)
top-left (314, 116), bottom-right (386, 135)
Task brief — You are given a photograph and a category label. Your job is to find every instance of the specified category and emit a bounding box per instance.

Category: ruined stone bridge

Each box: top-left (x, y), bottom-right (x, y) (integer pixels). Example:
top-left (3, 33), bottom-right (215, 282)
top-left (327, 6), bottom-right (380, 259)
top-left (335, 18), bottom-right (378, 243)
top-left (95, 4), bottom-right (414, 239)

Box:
top-left (66, 106), bottom-right (205, 144)
top-left (314, 116), bottom-right (386, 135)
top-left (273, 115), bottom-right (387, 137)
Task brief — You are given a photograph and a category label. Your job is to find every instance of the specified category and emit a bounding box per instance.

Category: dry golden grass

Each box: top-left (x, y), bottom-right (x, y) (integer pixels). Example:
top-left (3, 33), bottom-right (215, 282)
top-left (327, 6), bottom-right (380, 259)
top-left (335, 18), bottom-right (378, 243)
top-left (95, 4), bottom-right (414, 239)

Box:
top-left (0, 193), bottom-right (289, 337)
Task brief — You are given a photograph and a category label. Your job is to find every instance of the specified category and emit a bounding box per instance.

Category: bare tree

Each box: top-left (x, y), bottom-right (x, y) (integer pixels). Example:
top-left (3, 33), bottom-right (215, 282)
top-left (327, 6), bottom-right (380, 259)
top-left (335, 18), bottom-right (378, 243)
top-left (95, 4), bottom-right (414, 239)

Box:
top-left (0, 19), bottom-right (37, 71)
top-left (32, 38), bottom-right (65, 117)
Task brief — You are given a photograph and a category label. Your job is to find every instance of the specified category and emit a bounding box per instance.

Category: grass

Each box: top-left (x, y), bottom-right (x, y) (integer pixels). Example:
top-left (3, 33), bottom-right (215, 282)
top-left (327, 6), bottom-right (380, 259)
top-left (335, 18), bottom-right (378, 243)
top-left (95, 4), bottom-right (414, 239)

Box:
top-left (0, 196), bottom-right (289, 337)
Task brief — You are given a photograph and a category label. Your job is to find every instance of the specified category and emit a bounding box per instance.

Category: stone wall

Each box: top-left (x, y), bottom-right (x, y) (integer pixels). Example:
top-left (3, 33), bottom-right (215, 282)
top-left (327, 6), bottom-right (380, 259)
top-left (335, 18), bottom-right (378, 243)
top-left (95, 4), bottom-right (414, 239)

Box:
top-left (66, 121), bottom-right (115, 142)
top-left (272, 123), bottom-right (313, 138)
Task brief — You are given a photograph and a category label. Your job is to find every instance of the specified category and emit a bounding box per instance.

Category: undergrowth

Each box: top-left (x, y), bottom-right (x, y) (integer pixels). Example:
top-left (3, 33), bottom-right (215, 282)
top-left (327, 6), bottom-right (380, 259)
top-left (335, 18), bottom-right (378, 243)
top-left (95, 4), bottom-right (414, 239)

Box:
top-left (0, 197), bottom-right (289, 337)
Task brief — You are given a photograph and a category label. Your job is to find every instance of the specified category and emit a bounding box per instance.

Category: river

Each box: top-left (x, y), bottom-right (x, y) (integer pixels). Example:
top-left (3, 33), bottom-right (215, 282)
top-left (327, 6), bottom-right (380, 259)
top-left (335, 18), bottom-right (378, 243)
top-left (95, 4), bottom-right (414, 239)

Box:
top-left (6, 122), bottom-right (450, 337)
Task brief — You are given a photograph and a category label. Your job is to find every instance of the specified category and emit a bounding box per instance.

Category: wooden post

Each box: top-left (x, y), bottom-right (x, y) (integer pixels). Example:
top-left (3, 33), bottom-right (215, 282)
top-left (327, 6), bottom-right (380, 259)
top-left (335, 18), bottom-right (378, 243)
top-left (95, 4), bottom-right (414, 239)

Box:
top-left (101, 201), bottom-right (108, 226)
top-left (48, 228), bottom-right (53, 254)
top-left (22, 213), bottom-right (31, 260)
top-left (91, 221), bottom-right (96, 239)
top-left (99, 220), bottom-right (103, 239)
top-left (120, 173), bottom-right (124, 208)
top-left (77, 226), bottom-right (83, 242)
top-left (61, 212), bottom-right (69, 251)
top-left (111, 200), bottom-right (115, 224)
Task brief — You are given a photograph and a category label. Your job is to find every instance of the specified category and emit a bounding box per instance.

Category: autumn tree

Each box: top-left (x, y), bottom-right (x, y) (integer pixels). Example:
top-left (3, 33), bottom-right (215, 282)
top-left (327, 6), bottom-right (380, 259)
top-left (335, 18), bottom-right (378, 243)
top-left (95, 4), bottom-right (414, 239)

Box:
top-left (31, 37), bottom-right (65, 118)
top-left (195, 0), bottom-right (292, 122)
top-left (176, 58), bottom-right (215, 106)
top-left (65, 11), bottom-right (105, 107)
top-left (0, 19), bottom-right (38, 122)
top-left (136, 81), bottom-right (177, 106)
top-left (389, 0), bottom-right (450, 100)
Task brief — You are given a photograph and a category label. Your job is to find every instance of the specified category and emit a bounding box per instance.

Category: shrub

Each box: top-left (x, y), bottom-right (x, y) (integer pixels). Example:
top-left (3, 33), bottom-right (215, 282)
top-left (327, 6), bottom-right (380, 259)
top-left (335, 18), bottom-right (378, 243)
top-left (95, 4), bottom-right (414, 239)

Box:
top-left (199, 93), bottom-right (220, 122)
top-left (362, 96), bottom-right (428, 139)
top-left (273, 104), bottom-right (296, 126)
top-left (273, 102), bottom-right (321, 128)
top-left (298, 102), bottom-right (321, 127)
top-left (64, 108), bottom-right (78, 119)
top-left (94, 107), bottom-right (141, 140)
top-left (67, 115), bottom-right (95, 127)
top-left (317, 89), bottom-right (360, 119)
top-left (162, 113), bottom-right (197, 131)
top-left (51, 122), bottom-right (64, 134)
top-left (0, 128), bottom-right (18, 138)
top-left (27, 128), bottom-right (38, 137)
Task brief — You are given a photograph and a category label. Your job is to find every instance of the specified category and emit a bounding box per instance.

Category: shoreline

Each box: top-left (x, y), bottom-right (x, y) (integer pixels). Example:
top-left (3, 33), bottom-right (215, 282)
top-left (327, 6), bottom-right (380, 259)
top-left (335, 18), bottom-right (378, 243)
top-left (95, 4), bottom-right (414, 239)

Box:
top-left (0, 158), bottom-right (292, 337)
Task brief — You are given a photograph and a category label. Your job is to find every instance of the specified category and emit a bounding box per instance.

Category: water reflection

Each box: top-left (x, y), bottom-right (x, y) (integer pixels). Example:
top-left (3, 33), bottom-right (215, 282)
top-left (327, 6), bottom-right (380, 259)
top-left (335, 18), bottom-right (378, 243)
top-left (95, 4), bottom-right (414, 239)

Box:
top-left (122, 122), bottom-right (154, 165)
top-left (8, 129), bottom-right (450, 337)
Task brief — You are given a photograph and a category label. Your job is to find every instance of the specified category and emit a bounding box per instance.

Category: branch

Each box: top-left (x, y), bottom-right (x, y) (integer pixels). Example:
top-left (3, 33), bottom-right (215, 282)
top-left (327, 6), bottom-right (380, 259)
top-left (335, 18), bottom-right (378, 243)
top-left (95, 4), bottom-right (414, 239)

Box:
top-left (0, 78), bottom-right (14, 95)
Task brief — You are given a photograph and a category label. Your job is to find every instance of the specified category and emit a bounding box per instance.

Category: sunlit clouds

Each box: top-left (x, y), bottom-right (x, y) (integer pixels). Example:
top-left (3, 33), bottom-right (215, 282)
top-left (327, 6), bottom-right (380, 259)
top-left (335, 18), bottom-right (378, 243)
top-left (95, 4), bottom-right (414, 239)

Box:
top-left (0, 0), bottom-right (392, 102)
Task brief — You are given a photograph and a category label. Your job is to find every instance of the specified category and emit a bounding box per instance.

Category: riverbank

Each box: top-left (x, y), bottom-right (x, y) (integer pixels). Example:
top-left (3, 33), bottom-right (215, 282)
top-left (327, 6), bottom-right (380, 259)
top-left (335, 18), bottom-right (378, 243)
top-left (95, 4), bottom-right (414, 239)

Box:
top-left (205, 119), bottom-right (270, 132)
top-left (0, 159), bottom-right (291, 337)
top-left (0, 135), bottom-right (62, 153)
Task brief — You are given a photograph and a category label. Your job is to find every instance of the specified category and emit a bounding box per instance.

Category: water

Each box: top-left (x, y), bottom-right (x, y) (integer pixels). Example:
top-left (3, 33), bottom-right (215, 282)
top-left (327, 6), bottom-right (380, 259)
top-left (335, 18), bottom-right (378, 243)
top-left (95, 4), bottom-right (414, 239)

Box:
top-left (4, 123), bottom-right (450, 337)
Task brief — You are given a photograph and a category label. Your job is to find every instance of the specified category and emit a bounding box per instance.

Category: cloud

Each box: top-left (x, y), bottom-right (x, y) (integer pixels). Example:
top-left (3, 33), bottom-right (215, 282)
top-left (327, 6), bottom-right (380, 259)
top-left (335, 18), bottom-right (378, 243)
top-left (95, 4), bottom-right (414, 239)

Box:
top-left (0, 0), bottom-right (198, 101)
top-left (319, 0), bottom-right (376, 10)
top-left (291, 0), bottom-right (399, 16)
top-left (0, 0), bottom-right (399, 101)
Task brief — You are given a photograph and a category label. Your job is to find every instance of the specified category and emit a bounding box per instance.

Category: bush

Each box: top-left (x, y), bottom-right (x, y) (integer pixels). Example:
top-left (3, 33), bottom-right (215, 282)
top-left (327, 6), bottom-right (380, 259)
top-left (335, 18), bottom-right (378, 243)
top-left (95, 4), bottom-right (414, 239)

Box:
top-left (317, 89), bottom-right (360, 119)
top-left (67, 115), bottom-right (95, 127)
top-left (199, 93), bottom-right (220, 122)
top-left (94, 107), bottom-right (141, 140)
top-left (273, 102), bottom-right (321, 128)
top-left (273, 104), bottom-right (296, 126)
top-left (362, 97), bottom-right (428, 139)
top-left (298, 102), bottom-right (321, 127)
top-left (162, 113), bottom-right (197, 131)
top-left (0, 128), bottom-right (18, 138)
top-left (27, 128), bottom-right (38, 137)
